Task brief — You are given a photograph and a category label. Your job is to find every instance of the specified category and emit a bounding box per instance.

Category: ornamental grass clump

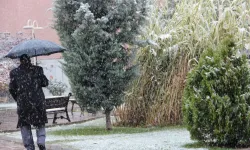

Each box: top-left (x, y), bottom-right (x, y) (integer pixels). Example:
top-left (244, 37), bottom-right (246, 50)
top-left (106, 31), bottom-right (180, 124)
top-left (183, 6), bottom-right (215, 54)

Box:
top-left (183, 39), bottom-right (250, 147)
top-left (115, 0), bottom-right (250, 127)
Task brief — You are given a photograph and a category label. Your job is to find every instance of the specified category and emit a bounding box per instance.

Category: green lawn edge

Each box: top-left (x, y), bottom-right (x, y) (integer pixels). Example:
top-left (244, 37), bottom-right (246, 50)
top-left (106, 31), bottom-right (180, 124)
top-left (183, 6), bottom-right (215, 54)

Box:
top-left (48, 125), bottom-right (184, 136)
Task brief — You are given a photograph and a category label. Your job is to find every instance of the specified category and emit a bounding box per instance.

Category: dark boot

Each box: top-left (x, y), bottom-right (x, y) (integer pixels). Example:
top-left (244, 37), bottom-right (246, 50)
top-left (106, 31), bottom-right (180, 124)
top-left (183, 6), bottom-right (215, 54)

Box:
top-left (38, 144), bottom-right (46, 150)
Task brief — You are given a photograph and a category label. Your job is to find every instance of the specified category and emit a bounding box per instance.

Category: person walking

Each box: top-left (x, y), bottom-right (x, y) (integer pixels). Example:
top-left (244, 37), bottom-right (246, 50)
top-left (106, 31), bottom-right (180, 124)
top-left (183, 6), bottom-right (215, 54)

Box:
top-left (9, 54), bottom-right (48, 150)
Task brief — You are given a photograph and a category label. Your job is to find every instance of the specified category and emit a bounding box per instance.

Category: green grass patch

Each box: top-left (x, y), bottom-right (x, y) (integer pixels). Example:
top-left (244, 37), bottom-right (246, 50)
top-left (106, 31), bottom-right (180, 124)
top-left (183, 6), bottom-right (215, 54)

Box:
top-left (48, 126), bottom-right (180, 136)
top-left (184, 142), bottom-right (234, 150)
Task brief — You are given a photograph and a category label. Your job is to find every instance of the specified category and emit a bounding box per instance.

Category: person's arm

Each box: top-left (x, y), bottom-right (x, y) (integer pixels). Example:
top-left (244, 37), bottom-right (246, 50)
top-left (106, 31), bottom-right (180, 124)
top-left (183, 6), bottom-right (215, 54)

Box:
top-left (9, 71), bottom-right (17, 101)
top-left (39, 67), bottom-right (49, 87)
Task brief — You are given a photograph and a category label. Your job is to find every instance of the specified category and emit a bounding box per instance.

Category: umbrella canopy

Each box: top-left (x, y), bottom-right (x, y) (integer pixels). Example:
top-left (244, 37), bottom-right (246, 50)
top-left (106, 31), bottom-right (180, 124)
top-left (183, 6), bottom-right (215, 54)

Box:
top-left (5, 39), bottom-right (66, 59)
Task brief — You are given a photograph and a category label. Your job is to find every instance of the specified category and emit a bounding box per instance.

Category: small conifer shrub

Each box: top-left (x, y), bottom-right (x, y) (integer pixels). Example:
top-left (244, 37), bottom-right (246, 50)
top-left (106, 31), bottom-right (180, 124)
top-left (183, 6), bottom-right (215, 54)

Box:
top-left (183, 39), bottom-right (250, 147)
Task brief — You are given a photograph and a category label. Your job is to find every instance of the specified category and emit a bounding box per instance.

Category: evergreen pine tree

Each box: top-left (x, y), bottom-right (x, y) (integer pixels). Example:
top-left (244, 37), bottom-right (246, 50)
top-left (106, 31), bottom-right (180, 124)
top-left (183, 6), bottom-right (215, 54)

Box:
top-left (53, 0), bottom-right (149, 130)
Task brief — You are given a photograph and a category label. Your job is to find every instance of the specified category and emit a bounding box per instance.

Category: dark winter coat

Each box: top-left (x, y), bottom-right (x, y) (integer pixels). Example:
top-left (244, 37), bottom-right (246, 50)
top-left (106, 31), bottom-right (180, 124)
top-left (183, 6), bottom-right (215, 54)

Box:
top-left (9, 64), bottom-right (48, 128)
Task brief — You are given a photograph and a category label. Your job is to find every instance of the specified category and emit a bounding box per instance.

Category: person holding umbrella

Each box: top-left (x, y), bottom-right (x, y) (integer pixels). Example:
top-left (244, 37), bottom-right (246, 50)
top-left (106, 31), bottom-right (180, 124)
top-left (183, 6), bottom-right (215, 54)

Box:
top-left (5, 39), bottom-right (66, 150)
top-left (9, 54), bottom-right (48, 150)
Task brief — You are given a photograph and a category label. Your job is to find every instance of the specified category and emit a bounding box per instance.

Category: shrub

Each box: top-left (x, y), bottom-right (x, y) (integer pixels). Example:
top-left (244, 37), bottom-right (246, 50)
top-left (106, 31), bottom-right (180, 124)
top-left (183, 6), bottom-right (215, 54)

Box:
top-left (0, 82), bottom-right (7, 91)
top-left (0, 32), bottom-right (29, 86)
top-left (0, 82), bottom-right (8, 98)
top-left (47, 80), bottom-right (67, 96)
top-left (183, 39), bottom-right (250, 147)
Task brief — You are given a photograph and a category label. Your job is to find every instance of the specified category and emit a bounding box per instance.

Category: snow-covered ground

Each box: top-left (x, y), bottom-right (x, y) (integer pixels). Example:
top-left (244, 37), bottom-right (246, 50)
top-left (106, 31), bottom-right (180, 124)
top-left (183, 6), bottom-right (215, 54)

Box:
top-left (1, 118), bottom-right (207, 150)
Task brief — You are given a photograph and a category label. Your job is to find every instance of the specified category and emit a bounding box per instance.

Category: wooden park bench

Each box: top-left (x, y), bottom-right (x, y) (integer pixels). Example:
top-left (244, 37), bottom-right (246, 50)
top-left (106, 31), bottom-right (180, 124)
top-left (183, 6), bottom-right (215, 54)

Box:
top-left (45, 93), bottom-right (72, 124)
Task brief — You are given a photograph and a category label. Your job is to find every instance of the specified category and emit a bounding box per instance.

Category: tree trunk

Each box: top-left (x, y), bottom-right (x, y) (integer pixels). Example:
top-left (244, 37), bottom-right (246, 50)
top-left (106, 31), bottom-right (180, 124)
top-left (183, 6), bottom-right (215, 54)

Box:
top-left (105, 110), bottom-right (112, 130)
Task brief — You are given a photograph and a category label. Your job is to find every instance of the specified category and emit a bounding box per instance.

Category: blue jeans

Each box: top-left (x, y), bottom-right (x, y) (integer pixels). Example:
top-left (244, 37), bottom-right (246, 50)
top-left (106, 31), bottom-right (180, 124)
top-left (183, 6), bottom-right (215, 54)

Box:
top-left (20, 125), bottom-right (46, 150)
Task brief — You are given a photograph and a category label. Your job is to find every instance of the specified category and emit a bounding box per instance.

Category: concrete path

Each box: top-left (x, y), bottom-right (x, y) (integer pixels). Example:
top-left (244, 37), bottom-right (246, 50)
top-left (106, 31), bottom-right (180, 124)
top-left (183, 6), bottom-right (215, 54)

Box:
top-left (0, 102), bottom-right (104, 150)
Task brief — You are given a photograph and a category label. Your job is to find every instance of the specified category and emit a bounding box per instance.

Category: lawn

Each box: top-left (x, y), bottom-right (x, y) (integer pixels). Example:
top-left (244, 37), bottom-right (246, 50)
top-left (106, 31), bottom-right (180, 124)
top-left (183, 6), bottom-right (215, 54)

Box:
top-left (49, 125), bottom-right (183, 136)
top-left (43, 118), bottom-right (245, 150)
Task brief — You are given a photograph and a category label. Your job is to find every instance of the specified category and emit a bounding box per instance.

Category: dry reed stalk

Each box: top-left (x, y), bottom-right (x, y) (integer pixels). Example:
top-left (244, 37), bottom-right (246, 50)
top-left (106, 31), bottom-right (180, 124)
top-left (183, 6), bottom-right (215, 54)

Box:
top-left (115, 54), bottom-right (189, 126)
top-left (146, 55), bottom-right (189, 126)
top-left (114, 0), bottom-right (250, 127)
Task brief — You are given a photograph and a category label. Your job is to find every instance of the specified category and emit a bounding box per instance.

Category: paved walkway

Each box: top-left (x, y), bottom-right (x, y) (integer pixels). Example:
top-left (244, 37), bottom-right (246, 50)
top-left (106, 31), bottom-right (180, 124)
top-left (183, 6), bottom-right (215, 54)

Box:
top-left (0, 102), bottom-right (104, 150)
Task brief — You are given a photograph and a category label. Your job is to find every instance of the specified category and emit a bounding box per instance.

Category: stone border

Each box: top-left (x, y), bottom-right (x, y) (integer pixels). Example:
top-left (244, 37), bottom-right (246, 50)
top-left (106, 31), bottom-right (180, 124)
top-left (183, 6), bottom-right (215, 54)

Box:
top-left (0, 116), bottom-right (105, 150)
top-left (0, 116), bottom-right (105, 133)
top-left (0, 135), bottom-right (73, 150)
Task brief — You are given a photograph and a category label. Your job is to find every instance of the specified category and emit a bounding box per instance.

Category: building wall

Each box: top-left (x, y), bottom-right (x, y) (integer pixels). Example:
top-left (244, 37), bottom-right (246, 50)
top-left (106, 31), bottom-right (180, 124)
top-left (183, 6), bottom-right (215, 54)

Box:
top-left (0, 0), bottom-right (62, 60)
top-left (39, 59), bottom-right (71, 96)
top-left (0, 0), bottom-right (164, 43)
top-left (0, 0), bottom-right (57, 42)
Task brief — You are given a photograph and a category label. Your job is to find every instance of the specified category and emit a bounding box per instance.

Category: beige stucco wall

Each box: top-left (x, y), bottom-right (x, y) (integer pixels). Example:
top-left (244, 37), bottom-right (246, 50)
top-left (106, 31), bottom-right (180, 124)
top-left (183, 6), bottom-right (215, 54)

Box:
top-left (0, 0), bottom-right (62, 59)
top-left (0, 0), bottom-right (58, 41)
top-left (0, 0), bottom-right (165, 41)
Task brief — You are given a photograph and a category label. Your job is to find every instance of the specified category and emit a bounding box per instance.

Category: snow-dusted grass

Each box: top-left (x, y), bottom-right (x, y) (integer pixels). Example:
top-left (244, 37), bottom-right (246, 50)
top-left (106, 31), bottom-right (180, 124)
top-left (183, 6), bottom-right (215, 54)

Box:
top-left (1, 118), bottom-right (208, 150)
top-left (49, 126), bottom-right (168, 136)
top-left (49, 118), bottom-right (184, 136)
top-left (46, 120), bottom-right (198, 150)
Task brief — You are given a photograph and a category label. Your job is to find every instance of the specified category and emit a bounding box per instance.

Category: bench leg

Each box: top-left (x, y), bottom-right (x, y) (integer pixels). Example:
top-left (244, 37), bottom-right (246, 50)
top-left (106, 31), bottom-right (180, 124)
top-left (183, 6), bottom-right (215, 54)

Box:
top-left (80, 111), bottom-right (84, 117)
top-left (65, 110), bottom-right (71, 122)
top-left (53, 113), bottom-right (57, 124)
top-left (79, 106), bottom-right (84, 117)
top-left (71, 102), bottom-right (75, 115)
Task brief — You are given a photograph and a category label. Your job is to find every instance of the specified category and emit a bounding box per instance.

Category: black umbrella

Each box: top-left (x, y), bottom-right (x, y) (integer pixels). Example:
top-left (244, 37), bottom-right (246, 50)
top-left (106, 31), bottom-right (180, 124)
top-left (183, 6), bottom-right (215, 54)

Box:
top-left (5, 39), bottom-right (66, 59)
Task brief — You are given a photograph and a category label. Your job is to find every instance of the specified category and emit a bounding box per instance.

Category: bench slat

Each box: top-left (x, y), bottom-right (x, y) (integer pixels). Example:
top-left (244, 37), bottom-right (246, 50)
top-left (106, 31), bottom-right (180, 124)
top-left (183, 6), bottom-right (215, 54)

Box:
top-left (45, 94), bottom-right (71, 124)
top-left (46, 108), bottom-right (65, 112)
top-left (45, 97), bottom-right (69, 109)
